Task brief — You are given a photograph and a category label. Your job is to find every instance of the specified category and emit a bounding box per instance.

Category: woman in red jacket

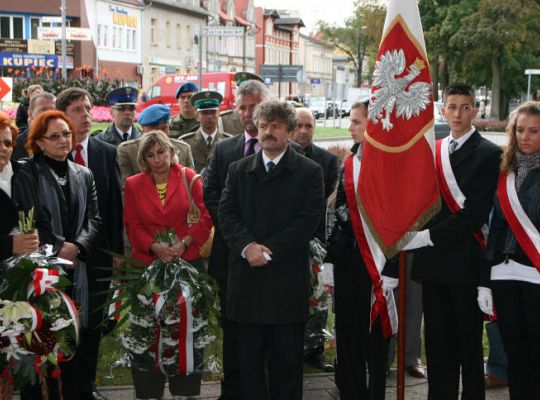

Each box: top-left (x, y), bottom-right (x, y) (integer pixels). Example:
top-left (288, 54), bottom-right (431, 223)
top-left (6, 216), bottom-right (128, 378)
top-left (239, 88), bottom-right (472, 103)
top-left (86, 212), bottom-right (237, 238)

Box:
top-left (124, 130), bottom-right (212, 399)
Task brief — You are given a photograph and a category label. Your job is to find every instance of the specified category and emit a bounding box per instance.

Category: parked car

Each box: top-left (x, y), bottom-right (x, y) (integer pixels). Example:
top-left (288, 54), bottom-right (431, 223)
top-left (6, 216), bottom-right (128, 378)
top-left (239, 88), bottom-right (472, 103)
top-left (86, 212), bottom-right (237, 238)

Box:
top-left (308, 99), bottom-right (327, 119)
top-left (434, 101), bottom-right (450, 139)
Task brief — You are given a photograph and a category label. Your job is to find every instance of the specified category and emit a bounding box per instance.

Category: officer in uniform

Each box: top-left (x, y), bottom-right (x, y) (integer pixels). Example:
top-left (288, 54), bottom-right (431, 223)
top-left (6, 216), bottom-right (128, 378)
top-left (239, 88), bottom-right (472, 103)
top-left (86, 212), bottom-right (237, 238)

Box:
top-left (218, 72), bottom-right (265, 135)
top-left (180, 91), bottom-right (231, 174)
top-left (169, 82), bottom-right (200, 138)
top-left (117, 104), bottom-right (194, 187)
top-left (94, 86), bottom-right (142, 146)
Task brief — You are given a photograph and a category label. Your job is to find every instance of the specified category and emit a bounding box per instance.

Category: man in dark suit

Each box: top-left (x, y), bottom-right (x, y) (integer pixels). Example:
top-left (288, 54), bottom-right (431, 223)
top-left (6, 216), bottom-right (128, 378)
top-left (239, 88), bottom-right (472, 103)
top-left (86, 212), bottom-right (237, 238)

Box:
top-left (218, 101), bottom-right (324, 399)
top-left (94, 87), bottom-right (142, 146)
top-left (203, 78), bottom-right (271, 399)
top-left (292, 107), bottom-right (337, 372)
top-left (56, 88), bottom-right (124, 400)
top-left (406, 83), bottom-right (502, 400)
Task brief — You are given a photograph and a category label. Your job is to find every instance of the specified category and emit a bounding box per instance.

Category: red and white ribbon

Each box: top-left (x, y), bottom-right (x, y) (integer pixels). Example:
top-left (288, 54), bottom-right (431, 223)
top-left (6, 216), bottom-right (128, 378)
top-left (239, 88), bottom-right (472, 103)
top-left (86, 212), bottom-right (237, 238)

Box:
top-left (28, 268), bottom-right (59, 297)
top-left (497, 171), bottom-right (540, 271)
top-left (436, 138), bottom-right (488, 249)
top-left (344, 155), bottom-right (397, 338)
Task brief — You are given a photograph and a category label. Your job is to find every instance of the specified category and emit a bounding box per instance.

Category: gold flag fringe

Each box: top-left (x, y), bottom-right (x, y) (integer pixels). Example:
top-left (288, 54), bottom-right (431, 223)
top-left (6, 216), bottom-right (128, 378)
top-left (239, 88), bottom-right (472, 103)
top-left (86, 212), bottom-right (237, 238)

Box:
top-left (356, 193), bottom-right (441, 259)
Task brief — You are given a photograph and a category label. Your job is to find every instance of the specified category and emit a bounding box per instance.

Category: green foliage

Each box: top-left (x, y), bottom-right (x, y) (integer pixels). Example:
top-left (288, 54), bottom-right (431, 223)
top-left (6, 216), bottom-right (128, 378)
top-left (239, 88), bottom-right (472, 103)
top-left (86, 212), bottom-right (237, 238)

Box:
top-left (13, 78), bottom-right (125, 106)
top-left (318, 0), bottom-right (386, 86)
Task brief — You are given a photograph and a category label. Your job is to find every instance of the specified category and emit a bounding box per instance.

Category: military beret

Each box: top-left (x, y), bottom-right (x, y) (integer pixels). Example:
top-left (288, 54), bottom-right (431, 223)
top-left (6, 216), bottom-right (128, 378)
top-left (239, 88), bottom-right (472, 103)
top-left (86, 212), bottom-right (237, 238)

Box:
top-left (106, 86), bottom-right (138, 106)
top-left (234, 72), bottom-right (264, 86)
top-left (191, 90), bottom-right (223, 111)
top-left (138, 104), bottom-right (171, 126)
top-left (175, 82), bottom-right (199, 99)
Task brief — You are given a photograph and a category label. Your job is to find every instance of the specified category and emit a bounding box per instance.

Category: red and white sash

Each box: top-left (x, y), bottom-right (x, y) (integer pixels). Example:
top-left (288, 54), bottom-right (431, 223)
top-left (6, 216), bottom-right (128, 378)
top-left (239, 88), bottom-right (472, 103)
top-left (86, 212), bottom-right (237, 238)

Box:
top-left (435, 137), bottom-right (488, 249)
top-left (344, 155), bottom-right (397, 338)
top-left (497, 171), bottom-right (540, 271)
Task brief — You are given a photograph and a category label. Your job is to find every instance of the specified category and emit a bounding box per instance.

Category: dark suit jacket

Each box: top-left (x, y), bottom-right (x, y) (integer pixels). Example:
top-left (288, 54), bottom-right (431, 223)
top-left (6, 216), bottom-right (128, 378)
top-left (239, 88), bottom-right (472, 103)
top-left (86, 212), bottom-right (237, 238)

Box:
top-left (411, 131), bottom-right (502, 284)
top-left (12, 128), bottom-right (29, 161)
top-left (85, 137), bottom-right (124, 286)
top-left (95, 123), bottom-right (142, 147)
top-left (0, 162), bottom-right (21, 260)
top-left (203, 134), bottom-right (246, 283)
top-left (218, 146), bottom-right (325, 323)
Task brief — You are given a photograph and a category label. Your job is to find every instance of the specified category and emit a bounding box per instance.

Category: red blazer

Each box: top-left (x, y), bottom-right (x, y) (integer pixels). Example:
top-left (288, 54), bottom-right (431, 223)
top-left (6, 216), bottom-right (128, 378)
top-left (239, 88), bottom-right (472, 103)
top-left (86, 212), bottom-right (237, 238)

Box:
top-left (124, 163), bottom-right (212, 265)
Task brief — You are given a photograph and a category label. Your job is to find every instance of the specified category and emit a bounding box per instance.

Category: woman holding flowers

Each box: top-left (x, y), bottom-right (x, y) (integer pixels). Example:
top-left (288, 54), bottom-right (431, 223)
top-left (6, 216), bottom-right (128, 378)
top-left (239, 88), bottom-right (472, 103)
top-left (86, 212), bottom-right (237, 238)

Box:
top-left (0, 111), bottom-right (39, 262)
top-left (479, 101), bottom-right (540, 399)
top-left (123, 131), bottom-right (212, 399)
top-left (13, 109), bottom-right (101, 400)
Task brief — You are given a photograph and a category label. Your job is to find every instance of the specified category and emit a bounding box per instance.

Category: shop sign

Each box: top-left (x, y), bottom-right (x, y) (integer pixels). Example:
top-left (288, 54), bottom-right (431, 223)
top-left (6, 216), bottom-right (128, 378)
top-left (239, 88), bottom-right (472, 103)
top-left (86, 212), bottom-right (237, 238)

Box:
top-left (109, 5), bottom-right (138, 27)
top-left (54, 41), bottom-right (75, 56)
top-left (0, 53), bottom-right (57, 68)
top-left (38, 27), bottom-right (92, 41)
top-left (28, 40), bottom-right (55, 55)
top-left (0, 39), bottom-right (27, 53)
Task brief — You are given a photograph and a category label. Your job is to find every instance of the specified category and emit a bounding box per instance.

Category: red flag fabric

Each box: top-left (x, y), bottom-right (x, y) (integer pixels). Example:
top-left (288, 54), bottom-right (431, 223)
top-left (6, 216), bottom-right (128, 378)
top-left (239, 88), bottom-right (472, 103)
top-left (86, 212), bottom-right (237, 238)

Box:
top-left (358, 0), bottom-right (440, 257)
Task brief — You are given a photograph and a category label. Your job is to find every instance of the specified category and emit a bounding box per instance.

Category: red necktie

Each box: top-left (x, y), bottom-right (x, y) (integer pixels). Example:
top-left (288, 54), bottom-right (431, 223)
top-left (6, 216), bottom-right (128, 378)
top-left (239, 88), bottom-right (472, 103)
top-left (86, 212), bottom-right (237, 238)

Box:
top-left (74, 144), bottom-right (85, 166)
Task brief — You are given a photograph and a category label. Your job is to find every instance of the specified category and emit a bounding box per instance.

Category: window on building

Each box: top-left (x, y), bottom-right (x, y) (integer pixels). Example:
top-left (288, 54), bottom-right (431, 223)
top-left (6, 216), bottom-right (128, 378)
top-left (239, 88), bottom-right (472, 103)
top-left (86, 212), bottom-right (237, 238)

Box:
top-left (186, 25), bottom-right (192, 50)
top-left (30, 17), bottom-right (40, 39)
top-left (132, 30), bottom-right (136, 50)
top-left (103, 25), bottom-right (108, 47)
top-left (166, 21), bottom-right (171, 48)
top-left (112, 26), bottom-right (117, 48)
top-left (119, 27), bottom-right (124, 49)
top-left (150, 18), bottom-right (157, 44)
top-left (12, 16), bottom-right (23, 39)
top-left (176, 23), bottom-right (181, 49)
top-left (0, 17), bottom-right (9, 39)
top-left (126, 28), bottom-right (131, 50)
top-left (97, 24), bottom-right (102, 46)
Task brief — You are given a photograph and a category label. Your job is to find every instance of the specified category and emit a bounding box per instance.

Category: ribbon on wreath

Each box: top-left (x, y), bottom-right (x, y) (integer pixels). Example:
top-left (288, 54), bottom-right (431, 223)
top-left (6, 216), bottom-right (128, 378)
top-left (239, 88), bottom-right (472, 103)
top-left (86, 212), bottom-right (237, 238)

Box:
top-left (26, 268), bottom-right (80, 347)
top-left (152, 285), bottom-right (194, 376)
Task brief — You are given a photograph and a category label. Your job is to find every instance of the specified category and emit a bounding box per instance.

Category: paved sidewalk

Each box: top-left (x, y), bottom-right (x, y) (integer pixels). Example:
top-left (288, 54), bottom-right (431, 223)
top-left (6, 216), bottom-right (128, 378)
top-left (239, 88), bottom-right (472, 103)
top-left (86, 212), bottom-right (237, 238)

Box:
top-left (71, 371), bottom-right (509, 399)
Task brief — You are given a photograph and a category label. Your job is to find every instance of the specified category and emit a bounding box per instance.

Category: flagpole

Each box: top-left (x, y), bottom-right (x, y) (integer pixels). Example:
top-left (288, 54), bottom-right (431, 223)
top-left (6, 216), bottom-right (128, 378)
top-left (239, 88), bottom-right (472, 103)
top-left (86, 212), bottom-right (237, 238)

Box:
top-left (397, 251), bottom-right (407, 400)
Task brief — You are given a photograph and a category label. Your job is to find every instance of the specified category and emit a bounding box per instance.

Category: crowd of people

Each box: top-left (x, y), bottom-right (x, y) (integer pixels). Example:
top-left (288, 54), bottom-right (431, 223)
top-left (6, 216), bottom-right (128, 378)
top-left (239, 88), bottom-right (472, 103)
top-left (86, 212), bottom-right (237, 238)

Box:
top-left (0, 74), bottom-right (539, 400)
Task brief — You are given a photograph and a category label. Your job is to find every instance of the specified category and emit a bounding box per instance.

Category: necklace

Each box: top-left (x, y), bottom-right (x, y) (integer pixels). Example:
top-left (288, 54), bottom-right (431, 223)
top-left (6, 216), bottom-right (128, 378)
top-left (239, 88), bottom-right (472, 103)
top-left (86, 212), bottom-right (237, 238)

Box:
top-left (49, 167), bottom-right (67, 186)
top-left (156, 182), bottom-right (167, 202)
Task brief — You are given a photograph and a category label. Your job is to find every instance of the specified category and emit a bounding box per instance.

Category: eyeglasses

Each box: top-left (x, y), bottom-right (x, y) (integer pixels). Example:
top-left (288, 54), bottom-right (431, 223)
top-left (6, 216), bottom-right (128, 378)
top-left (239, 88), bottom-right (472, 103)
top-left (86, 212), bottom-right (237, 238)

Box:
top-left (42, 131), bottom-right (72, 142)
top-left (114, 105), bottom-right (136, 112)
top-left (0, 139), bottom-right (13, 148)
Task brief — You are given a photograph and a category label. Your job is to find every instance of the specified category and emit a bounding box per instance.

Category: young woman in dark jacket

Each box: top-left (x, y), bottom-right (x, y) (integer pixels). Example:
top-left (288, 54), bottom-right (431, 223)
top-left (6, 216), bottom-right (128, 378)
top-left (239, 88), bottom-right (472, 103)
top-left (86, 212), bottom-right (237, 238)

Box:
top-left (479, 101), bottom-right (540, 399)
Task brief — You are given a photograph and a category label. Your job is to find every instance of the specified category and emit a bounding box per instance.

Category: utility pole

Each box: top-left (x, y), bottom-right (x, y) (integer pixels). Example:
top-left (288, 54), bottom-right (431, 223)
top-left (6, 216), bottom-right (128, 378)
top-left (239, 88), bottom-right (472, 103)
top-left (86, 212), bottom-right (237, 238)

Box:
top-left (198, 25), bottom-right (203, 89)
top-left (61, 0), bottom-right (67, 80)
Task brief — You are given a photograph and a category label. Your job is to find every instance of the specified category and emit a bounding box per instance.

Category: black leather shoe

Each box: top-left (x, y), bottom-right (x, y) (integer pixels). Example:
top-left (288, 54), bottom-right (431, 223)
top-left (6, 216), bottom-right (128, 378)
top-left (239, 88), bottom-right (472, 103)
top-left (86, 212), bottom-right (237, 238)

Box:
top-left (307, 357), bottom-right (335, 372)
top-left (80, 388), bottom-right (109, 400)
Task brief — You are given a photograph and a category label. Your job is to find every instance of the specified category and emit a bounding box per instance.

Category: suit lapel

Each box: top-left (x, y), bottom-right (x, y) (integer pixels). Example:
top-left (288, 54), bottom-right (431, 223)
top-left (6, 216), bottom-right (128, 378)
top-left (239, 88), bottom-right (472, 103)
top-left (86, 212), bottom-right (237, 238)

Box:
top-left (165, 164), bottom-right (181, 203)
top-left (140, 173), bottom-right (165, 212)
top-left (450, 131), bottom-right (481, 170)
top-left (234, 134), bottom-right (246, 159)
top-left (67, 162), bottom-right (85, 233)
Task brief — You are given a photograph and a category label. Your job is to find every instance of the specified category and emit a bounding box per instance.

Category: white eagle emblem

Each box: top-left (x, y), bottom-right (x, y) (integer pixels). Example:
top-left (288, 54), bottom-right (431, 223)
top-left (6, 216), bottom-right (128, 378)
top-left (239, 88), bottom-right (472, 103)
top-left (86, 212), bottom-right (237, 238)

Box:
top-left (368, 49), bottom-right (431, 131)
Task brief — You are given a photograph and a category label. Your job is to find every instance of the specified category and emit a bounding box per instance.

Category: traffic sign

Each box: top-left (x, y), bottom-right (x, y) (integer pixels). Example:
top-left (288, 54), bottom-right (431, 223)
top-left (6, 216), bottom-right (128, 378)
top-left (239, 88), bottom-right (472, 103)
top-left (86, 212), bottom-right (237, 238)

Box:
top-left (525, 69), bottom-right (540, 75)
top-left (0, 78), bottom-right (13, 102)
top-left (260, 64), bottom-right (304, 83)
top-left (201, 27), bottom-right (244, 37)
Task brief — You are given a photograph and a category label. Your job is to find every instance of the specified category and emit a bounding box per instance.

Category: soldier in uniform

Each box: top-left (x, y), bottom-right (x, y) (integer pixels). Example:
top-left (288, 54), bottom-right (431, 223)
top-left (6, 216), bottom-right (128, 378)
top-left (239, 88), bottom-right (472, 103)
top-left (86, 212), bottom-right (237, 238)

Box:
top-left (169, 82), bottom-right (200, 138)
top-left (180, 91), bottom-right (232, 174)
top-left (94, 86), bottom-right (142, 146)
top-left (218, 72), bottom-right (265, 135)
top-left (117, 104), bottom-right (194, 187)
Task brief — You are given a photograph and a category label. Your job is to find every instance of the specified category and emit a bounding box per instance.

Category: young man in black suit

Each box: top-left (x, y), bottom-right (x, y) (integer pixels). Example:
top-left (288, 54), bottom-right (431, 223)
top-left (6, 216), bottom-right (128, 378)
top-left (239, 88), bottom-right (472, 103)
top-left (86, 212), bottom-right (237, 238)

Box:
top-left (406, 83), bottom-right (502, 400)
top-left (203, 79), bottom-right (271, 399)
top-left (292, 107), bottom-right (338, 372)
top-left (218, 101), bottom-right (324, 399)
top-left (56, 88), bottom-right (124, 400)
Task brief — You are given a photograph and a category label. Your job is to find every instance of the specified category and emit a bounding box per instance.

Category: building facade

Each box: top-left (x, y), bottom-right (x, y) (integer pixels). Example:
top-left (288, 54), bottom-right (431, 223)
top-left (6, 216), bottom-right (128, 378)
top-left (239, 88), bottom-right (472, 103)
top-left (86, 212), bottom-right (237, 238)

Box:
top-left (140, 0), bottom-right (210, 89)
top-left (255, 8), bottom-right (304, 99)
top-left (298, 33), bottom-right (332, 99)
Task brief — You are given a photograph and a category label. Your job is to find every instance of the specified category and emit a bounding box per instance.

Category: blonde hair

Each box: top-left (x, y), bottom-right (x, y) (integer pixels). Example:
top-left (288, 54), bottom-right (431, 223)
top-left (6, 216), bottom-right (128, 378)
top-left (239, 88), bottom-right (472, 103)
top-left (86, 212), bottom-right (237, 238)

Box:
top-left (137, 130), bottom-right (178, 173)
top-left (501, 101), bottom-right (540, 171)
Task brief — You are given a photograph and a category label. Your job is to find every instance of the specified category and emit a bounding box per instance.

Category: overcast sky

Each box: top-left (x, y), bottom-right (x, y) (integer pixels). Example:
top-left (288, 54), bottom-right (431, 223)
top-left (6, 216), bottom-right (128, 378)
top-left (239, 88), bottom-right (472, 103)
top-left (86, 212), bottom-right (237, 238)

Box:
top-left (255, 0), bottom-right (355, 34)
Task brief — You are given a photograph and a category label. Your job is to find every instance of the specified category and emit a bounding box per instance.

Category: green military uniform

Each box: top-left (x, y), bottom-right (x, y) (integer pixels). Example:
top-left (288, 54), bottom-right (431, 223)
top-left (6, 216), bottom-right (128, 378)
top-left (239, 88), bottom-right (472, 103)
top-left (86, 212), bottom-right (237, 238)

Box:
top-left (219, 109), bottom-right (244, 135)
top-left (169, 114), bottom-right (200, 139)
top-left (117, 137), bottom-right (194, 187)
top-left (180, 128), bottom-right (232, 173)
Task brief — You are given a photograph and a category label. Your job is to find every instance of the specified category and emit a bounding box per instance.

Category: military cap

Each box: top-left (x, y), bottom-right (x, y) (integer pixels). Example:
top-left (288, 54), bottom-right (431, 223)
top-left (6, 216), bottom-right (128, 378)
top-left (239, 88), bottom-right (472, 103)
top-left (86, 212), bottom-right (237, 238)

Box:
top-left (175, 82), bottom-right (199, 99)
top-left (106, 86), bottom-right (138, 106)
top-left (191, 90), bottom-right (223, 111)
top-left (234, 72), bottom-right (264, 85)
top-left (138, 104), bottom-right (171, 126)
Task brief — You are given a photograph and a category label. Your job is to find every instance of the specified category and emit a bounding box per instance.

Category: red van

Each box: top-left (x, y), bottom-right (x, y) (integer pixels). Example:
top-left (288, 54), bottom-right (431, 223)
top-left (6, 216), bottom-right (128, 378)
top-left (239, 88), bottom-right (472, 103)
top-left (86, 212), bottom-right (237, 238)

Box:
top-left (137, 72), bottom-right (237, 115)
